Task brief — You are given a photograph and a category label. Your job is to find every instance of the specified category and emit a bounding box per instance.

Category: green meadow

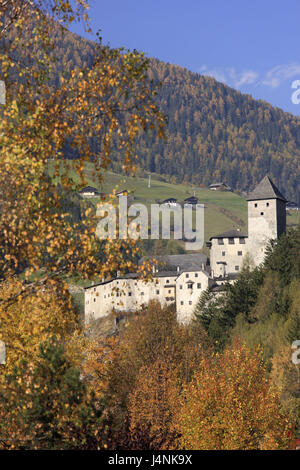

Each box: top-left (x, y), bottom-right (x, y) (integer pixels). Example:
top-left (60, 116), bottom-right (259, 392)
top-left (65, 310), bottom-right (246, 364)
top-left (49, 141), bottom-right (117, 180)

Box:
top-left (49, 161), bottom-right (299, 253)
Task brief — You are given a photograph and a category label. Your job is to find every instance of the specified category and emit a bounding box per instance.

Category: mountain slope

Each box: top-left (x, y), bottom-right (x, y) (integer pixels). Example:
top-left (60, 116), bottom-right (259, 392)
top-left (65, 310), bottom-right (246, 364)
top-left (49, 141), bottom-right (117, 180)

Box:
top-left (49, 27), bottom-right (300, 203)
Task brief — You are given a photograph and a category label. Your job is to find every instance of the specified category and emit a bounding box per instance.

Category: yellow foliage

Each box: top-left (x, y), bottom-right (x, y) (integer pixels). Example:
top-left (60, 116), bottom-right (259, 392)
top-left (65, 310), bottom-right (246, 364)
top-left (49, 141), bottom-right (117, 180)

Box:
top-left (0, 278), bottom-right (81, 373)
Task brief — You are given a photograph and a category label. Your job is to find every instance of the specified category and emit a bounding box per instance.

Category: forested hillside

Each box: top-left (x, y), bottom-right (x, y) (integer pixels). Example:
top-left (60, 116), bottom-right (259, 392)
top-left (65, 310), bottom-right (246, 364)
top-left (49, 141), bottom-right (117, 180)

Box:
top-left (47, 26), bottom-right (300, 203)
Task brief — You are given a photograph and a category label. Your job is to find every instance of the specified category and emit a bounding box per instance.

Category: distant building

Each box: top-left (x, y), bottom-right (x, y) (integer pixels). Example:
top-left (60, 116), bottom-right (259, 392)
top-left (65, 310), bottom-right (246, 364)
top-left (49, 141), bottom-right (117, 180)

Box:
top-left (209, 182), bottom-right (232, 191)
top-left (116, 189), bottom-right (129, 197)
top-left (162, 197), bottom-right (178, 207)
top-left (286, 201), bottom-right (299, 211)
top-left (116, 189), bottom-right (134, 203)
top-left (183, 196), bottom-right (198, 207)
top-left (79, 186), bottom-right (100, 198)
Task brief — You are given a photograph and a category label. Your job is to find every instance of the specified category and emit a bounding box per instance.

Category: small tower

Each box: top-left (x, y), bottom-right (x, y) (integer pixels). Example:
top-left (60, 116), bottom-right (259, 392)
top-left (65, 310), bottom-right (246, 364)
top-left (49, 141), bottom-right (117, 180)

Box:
top-left (247, 175), bottom-right (287, 266)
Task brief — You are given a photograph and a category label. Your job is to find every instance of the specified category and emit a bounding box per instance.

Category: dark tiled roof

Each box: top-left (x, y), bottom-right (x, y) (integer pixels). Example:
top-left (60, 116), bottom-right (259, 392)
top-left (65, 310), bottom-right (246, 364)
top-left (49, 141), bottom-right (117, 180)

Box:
top-left (139, 254), bottom-right (207, 271)
top-left (246, 176), bottom-right (287, 202)
top-left (162, 198), bottom-right (177, 203)
top-left (183, 196), bottom-right (198, 203)
top-left (153, 271), bottom-right (179, 278)
top-left (286, 201), bottom-right (299, 209)
top-left (210, 230), bottom-right (247, 240)
top-left (79, 186), bottom-right (100, 193)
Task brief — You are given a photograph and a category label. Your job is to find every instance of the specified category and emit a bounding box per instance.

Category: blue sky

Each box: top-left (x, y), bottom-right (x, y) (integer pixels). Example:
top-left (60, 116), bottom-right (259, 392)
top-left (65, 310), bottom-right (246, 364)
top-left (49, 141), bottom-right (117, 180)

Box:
top-left (71, 0), bottom-right (300, 115)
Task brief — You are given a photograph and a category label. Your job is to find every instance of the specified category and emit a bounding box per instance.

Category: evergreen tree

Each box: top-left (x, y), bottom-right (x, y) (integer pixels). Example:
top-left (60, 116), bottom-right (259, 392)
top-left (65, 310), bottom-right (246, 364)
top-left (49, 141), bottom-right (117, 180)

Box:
top-left (0, 337), bottom-right (104, 450)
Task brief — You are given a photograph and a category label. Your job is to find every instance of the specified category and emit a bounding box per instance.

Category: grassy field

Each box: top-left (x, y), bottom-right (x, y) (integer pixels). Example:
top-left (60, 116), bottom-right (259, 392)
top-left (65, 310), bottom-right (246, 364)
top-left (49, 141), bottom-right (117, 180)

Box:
top-left (49, 160), bottom-right (299, 252)
top-left (81, 164), bottom-right (249, 246)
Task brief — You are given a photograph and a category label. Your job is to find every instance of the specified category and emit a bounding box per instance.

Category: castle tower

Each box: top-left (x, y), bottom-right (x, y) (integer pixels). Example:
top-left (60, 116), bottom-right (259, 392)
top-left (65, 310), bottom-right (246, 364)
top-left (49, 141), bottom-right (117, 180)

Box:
top-left (247, 175), bottom-right (287, 266)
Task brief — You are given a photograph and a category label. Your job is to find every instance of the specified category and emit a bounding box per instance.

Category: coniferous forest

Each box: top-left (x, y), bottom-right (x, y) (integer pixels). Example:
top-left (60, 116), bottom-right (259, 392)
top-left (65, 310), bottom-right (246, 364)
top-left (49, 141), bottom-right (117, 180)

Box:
top-left (46, 26), bottom-right (300, 203)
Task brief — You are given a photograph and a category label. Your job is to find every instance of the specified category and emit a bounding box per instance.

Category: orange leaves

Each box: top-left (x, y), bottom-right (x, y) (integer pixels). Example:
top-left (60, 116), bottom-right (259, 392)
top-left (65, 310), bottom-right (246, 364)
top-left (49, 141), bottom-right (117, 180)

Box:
top-left (0, 278), bottom-right (80, 374)
top-left (175, 340), bottom-right (291, 450)
top-left (127, 359), bottom-right (180, 450)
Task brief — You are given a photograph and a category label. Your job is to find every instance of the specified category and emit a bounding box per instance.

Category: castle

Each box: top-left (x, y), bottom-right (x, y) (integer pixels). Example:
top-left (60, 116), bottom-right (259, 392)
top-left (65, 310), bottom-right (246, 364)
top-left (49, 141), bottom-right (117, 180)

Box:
top-left (84, 176), bottom-right (287, 325)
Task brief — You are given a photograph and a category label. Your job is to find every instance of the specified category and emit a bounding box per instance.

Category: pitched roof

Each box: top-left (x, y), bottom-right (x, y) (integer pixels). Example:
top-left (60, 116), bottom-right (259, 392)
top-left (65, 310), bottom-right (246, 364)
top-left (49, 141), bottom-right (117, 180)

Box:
top-left (209, 182), bottom-right (226, 187)
top-left (139, 253), bottom-right (207, 271)
top-left (183, 196), bottom-right (198, 203)
top-left (246, 176), bottom-right (287, 202)
top-left (162, 198), bottom-right (177, 203)
top-left (210, 229), bottom-right (247, 240)
top-left (79, 186), bottom-right (100, 194)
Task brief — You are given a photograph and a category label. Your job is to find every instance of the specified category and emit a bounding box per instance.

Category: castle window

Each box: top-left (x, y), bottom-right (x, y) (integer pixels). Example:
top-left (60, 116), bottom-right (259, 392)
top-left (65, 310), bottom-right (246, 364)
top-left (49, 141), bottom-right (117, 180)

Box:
top-left (187, 283), bottom-right (193, 289)
top-left (168, 290), bottom-right (171, 294)
top-left (266, 202), bottom-right (269, 207)
top-left (156, 290), bottom-right (160, 295)
top-left (186, 274), bottom-right (189, 278)
top-left (218, 238), bottom-right (224, 245)
top-left (239, 238), bottom-right (245, 244)
top-left (197, 283), bottom-right (201, 289)
top-left (128, 292), bottom-right (132, 296)
top-left (235, 266), bottom-right (239, 271)
top-left (195, 273), bottom-right (198, 278)
top-left (166, 279), bottom-right (170, 283)
top-left (141, 292), bottom-right (144, 296)
top-left (189, 301), bottom-right (192, 305)
top-left (254, 203), bottom-right (257, 207)
top-left (180, 285), bottom-right (183, 289)
top-left (238, 251), bottom-right (242, 256)
top-left (94, 298), bottom-right (96, 302)
top-left (260, 212), bottom-right (264, 215)
top-left (180, 301), bottom-right (184, 305)
top-left (228, 238), bottom-right (235, 244)
top-left (222, 251), bottom-right (225, 256)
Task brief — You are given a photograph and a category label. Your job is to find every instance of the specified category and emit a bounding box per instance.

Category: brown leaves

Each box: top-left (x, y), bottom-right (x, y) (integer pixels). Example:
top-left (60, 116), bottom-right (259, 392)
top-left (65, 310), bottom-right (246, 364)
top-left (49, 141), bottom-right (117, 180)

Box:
top-left (127, 359), bottom-right (180, 450)
top-left (0, 277), bottom-right (79, 372)
top-left (175, 340), bottom-right (291, 450)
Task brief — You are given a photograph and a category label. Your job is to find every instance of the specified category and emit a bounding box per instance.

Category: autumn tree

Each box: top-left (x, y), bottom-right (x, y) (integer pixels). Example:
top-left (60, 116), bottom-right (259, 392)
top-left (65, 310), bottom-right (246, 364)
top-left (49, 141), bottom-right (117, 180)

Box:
top-left (0, 336), bottom-right (103, 450)
top-left (83, 302), bottom-right (211, 448)
top-left (175, 340), bottom-right (291, 450)
top-left (0, 0), bottom-right (165, 298)
top-left (0, 278), bottom-right (86, 376)
top-left (126, 359), bottom-right (180, 450)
